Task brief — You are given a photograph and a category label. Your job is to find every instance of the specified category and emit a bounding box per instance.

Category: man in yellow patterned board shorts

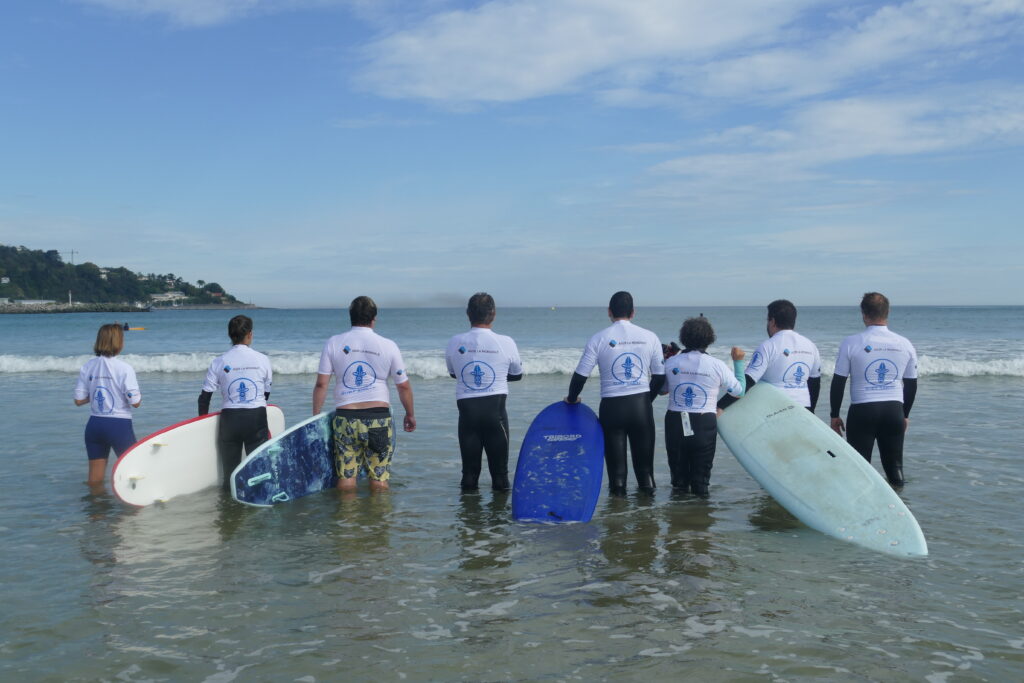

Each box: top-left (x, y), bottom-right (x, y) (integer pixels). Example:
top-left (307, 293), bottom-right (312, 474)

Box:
top-left (331, 408), bottom-right (396, 482)
top-left (312, 296), bottom-right (416, 492)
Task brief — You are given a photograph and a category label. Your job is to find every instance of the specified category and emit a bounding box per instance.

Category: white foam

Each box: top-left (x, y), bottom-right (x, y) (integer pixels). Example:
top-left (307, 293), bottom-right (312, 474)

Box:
top-left (2, 349), bottom-right (1022, 378)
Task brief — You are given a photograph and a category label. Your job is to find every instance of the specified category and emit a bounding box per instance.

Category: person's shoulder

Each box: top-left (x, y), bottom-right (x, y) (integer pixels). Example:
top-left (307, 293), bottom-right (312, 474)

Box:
top-left (796, 330), bottom-right (820, 348)
top-left (495, 330), bottom-right (518, 346)
top-left (839, 330), bottom-right (862, 344)
top-left (889, 329), bottom-right (915, 347)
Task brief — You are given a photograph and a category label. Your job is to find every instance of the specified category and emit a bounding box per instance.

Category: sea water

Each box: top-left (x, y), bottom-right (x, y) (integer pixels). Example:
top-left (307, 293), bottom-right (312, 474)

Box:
top-left (1, 306), bottom-right (1022, 681)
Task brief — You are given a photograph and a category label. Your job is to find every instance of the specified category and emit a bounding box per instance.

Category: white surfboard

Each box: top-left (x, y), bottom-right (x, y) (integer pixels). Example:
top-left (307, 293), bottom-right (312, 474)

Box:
top-left (717, 383), bottom-right (927, 557)
top-left (112, 405), bottom-right (286, 506)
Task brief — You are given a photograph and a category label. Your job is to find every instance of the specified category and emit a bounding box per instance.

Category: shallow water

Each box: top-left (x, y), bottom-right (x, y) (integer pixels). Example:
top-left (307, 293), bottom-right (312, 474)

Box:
top-left (1, 308), bottom-right (1022, 680)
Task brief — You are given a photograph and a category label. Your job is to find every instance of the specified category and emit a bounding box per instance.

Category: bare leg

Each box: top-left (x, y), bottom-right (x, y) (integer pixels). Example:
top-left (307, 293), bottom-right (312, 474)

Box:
top-left (87, 459), bottom-right (107, 494)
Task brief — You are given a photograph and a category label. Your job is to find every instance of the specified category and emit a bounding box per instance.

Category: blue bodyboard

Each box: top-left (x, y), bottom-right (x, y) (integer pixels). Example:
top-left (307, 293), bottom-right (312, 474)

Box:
top-left (231, 412), bottom-right (337, 507)
top-left (512, 401), bottom-right (605, 523)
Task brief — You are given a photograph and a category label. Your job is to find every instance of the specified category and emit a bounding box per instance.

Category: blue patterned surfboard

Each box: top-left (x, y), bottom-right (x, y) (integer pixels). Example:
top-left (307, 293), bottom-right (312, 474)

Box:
top-left (512, 401), bottom-right (605, 523)
top-left (231, 412), bottom-right (336, 507)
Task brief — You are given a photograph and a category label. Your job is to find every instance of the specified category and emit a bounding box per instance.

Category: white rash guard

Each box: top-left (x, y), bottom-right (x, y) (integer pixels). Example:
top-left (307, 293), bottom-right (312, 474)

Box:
top-left (317, 326), bottom-right (408, 409)
top-left (664, 351), bottom-right (743, 414)
top-left (834, 325), bottom-right (918, 405)
top-left (745, 329), bottom-right (822, 408)
top-left (74, 356), bottom-right (140, 419)
top-left (574, 320), bottom-right (665, 399)
top-left (202, 344), bottom-right (273, 409)
top-left (445, 327), bottom-right (522, 401)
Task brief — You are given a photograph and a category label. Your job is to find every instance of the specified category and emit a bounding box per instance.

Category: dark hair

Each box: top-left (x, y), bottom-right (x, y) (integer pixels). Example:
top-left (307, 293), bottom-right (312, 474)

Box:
top-left (228, 315), bottom-right (253, 345)
top-left (861, 292), bottom-right (890, 322)
top-left (679, 317), bottom-right (716, 351)
top-left (767, 299), bottom-right (797, 330)
top-left (467, 292), bottom-right (496, 325)
top-left (349, 295), bottom-right (377, 326)
top-left (94, 323), bottom-right (124, 357)
top-left (608, 291), bottom-right (634, 319)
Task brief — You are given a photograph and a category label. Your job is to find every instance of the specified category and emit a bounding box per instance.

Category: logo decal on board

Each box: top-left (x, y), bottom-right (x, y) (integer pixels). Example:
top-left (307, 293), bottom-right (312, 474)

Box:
top-left (544, 434), bottom-right (582, 442)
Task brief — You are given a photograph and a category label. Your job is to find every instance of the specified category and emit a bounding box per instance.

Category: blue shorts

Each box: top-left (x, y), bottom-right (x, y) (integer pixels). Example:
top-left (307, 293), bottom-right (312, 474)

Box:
top-left (84, 416), bottom-right (137, 460)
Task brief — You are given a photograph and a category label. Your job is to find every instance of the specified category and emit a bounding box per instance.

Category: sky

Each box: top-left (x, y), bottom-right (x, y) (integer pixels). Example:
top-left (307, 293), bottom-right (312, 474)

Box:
top-left (1, 0), bottom-right (1022, 307)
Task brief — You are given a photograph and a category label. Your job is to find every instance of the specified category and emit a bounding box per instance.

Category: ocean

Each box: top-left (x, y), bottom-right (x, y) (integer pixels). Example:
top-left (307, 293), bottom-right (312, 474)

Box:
top-left (1, 305), bottom-right (1021, 681)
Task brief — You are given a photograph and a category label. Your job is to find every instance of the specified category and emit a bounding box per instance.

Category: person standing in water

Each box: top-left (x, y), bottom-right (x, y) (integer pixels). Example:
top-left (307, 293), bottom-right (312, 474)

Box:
top-left (661, 316), bottom-right (745, 496)
top-left (313, 296), bottom-right (416, 492)
top-left (743, 299), bottom-right (822, 411)
top-left (830, 292), bottom-right (918, 487)
top-left (445, 293), bottom-right (522, 492)
top-left (566, 291), bottom-right (665, 496)
top-left (74, 323), bottom-right (141, 490)
top-left (198, 314), bottom-right (274, 490)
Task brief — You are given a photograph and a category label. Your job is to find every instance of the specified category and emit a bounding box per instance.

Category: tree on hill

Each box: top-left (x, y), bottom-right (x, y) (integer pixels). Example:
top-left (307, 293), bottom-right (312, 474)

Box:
top-left (0, 244), bottom-right (242, 304)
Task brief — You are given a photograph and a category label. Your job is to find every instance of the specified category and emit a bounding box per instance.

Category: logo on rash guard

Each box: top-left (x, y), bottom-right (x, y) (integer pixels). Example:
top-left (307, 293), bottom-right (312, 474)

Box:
top-left (343, 361), bottom-right (377, 389)
top-left (749, 351), bottom-right (763, 369)
top-left (673, 383), bottom-right (707, 409)
top-left (609, 339), bottom-right (617, 348)
top-left (94, 386), bottom-right (115, 414)
top-left (223, 365), bottom-right (232, 373)
top-left (228, 377), bottom-right (258, 403)
top-left (783, 362), bottom-right (810, 388)
top-left (611, 352), bottom-right (643, 383)
top-left (343, 346), bottom-right (351, 354)
top-left (864, 345), bottom-right (873, 353)
top-left (864, 358), bottom-right (899, 386)
top-left (461, 360), bottom-right (495, 391)
top-left (458, 346), bottom-right (466, 354)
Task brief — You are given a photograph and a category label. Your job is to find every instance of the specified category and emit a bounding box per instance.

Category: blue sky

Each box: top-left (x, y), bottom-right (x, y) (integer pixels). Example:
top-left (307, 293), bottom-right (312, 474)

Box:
top-left (1, 0), bottom-right (1022, 307)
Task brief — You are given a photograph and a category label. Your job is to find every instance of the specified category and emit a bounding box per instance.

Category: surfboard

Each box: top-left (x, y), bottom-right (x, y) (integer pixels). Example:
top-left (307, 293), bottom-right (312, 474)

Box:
top-left (111, 405), bottom-right (286, 506)
top-left (512, 401), bottom-right (605, 523)
top-left (717, 383), bottom-right (927, 557)
top-left (231, 412), bottom-right (336, 507)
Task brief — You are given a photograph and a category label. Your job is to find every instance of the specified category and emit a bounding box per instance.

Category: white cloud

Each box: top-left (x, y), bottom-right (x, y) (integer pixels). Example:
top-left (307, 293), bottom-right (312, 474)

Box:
top-left (651, 87), bottom-right (1024, 184)
top-left (76, 0), bottom-right (347, 27)
top-left (356, 0), bottom-right (811, 102)
top-left (697, 0), bottom-right (1024, 100)
top-left (355, 0), bottom-right (1024, 105)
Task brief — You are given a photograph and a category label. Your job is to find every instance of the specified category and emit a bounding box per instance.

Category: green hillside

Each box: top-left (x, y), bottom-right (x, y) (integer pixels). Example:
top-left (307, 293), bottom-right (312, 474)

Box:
top-left (0, 244), bottom-right (241, 306)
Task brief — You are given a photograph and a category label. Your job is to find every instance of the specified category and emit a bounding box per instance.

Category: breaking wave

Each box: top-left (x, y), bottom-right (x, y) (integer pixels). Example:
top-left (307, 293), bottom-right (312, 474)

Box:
top-left (2, 349), bottom-right (1022, 378)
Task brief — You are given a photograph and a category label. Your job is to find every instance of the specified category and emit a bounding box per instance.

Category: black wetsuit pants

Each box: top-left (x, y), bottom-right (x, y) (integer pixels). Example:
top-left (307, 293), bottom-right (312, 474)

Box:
top-left (664, 411), bottom-right (718, 495)
top-left (599, 392), bottom-right (656, 495)
top-left (846, 400), bottom-right (905, 485)
top-left (218, 406), bottom-right (269, 491)
top-left (457, 394), bottom-right (510, 491)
